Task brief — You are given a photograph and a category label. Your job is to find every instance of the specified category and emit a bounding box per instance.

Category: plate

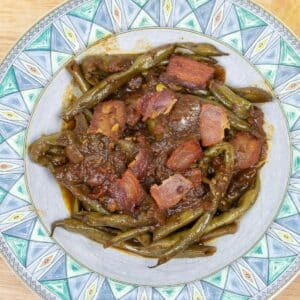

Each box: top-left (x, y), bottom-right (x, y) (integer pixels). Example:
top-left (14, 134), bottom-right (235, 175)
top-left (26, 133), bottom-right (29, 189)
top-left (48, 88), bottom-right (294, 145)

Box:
top-left (0, 0), bottom-right (299, 299)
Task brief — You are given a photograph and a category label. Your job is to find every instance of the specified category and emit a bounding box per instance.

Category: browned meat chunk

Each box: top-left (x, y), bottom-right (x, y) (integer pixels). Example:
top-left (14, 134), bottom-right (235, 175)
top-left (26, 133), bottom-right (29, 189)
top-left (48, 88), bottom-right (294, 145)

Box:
top-left (199, 103), bottom-right (229, 147)
top-left (168, 94), bottom-right (201, 138)
top-left (166, 139), bottom-right (203, 171)
top-left (129, 148), bottom-right (150, 180)
top-left (150, 174), bottom-right (193, 209)
top-left (230, 133), bottom-right (262, 170)
top-left (137, 89), bottom-right (177, 121)
top-left (184, 169), bottom-right (203, 187)
top-left (110, 170), bottom-right (144, 212)
top-left (161, 55), bottom-right (215, 89)
top-left (88, 100), bottom-right (126, 140)
top-left (124, 93), bottom-right (142, 127)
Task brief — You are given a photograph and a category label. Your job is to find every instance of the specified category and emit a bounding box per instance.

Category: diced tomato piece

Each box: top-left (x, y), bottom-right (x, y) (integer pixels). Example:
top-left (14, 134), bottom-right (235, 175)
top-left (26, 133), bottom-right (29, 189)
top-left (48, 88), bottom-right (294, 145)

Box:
top-left (110, 170), bottom-right (144, 212)
top-left (199, 103), bottom-right (229, 147)
top-left (137, 89), bottom-right (177, 121)
top-left (88, 100), bottom-right (126, 140)
top-left (150, 174), bottom-right (193, 209)
top-left (166, 139), bottom-right (203, 171)
top-left (230, 133), bottom-right (262, 170)
top-left (161, 55), bottom-right (215, 89)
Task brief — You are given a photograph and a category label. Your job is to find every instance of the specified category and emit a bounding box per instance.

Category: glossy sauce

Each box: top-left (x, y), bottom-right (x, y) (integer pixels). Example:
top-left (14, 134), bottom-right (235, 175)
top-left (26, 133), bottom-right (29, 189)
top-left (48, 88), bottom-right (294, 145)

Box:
top-left (60, 186), bottom-right (74, 213)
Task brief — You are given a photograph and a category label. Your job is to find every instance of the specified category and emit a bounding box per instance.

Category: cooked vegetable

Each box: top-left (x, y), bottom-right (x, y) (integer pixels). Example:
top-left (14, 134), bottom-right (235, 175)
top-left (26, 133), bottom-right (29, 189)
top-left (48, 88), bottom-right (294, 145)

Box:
top-left (66, 60), bottom-right (91, 92)
top-left (81, 54), bottom-right (138, 85)
top-left (177, 53), bottom-right (218, 64)
top-left (176, 43), bottom-right (228, 57)
top-left (200, 222), bottom-right (238, 242)
top-left (105, 226), bottom-right (152, 247)
top-left (74, 211), bottom-right (155, 229)
top-left (209, 81), bottom-right (252, 119)
top-left (204, 176), bottom-right (260, 234)
top-left (153, 208), bottom-right (204, 241)
top-left (30, 41), bottom-right (270, 266)
top-left (231, 86), bottom-right (272, 103)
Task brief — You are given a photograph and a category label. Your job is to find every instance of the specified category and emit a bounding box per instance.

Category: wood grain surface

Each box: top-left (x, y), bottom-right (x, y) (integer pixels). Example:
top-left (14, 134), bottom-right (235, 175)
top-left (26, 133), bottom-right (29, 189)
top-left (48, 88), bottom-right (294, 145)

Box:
top-left (0, 0), bottom-right (299, 299)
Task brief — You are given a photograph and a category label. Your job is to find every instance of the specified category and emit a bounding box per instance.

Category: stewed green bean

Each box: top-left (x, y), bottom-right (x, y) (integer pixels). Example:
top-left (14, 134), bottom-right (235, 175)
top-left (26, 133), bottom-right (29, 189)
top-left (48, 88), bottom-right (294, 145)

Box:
top-left (74, 211), bottom-right (156, 229)
top-left (105, 226), bottom-right (153, 247)
top-left (176, 42), bottom-right (228, 57)
top-left (66, 60), bottom-right (91, 93)
top-left (153, 208), bottom-right (204, 241)
top-left (231, 86), bottom-right (273, 103)
top-left (209, 81), bottom-right (252, 119)
top-left (200, 223), bottom-right (238, 242)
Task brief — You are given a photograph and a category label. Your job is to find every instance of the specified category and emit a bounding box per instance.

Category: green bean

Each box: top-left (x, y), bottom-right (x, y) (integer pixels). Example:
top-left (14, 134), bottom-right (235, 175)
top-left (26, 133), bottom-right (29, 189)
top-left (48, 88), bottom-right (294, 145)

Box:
top-left (72, 198), bottom-right (80, 215)
top-left (66, 60), bottom-right (91, 93)
top-left (176, 43), bottom-right (228, 57)
top-left (227, 110), bottom-right (250, 131)
top-left (176, 245), bottom-right (216, 258)
top-left (60, 183), bottom-right (110, 215)
top-left (200, 223), bottom-right (238, 242)
top-left (158, 60), bottom-right (169, 66)
top-left (73, 113), bottom-right (89, 134)
top-left (105, 226), bottom-right (152, 247)
top-left (219, 169), bottom-right (257, 212)
top-left (74, 211), bottom-right (155, 229)
top-left (174, 49), bottom-right (218, 64)
top-left (52, 219), bottom-right (216, 259)
top-left (204, 176), bottom-right (260, 234)
top-left (62, 44), bottom-right (175, 120)
top-left (100, 227), bottom-right (121, 235)
top-left (209, 81), bottom-right (252, 119)
top-left (118, 240), bottom-right (215, 258)
top-left (153, 212), bottom-right (213, 266)
top-left (153, 208), bottom-right (204, 241)
top-left (81, 54), bottom-right (139, 85)
top-left (136, 233), bottom-right (152, 246)
top-left (187, 54), bottom-right (218, 64)
top-left (186, 89), bottom-right (210, 96)
top-left (29, 131), bottom-right (74, 166)
top-left (231, 86), bottom-right (272, 103)
top-left (51, 218), bottom-right (113, 243)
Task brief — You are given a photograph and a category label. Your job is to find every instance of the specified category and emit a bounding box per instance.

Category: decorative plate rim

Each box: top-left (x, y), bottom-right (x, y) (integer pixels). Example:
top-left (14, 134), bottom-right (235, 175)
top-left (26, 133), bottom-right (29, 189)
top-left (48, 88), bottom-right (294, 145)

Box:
top-left (0, 1), bottom-right (299, 299)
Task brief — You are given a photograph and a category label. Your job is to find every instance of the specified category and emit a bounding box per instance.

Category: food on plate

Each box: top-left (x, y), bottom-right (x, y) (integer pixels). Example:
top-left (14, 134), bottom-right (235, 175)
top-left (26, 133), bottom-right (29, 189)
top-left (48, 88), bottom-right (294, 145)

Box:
top-left (29, 41), bottom-right (271, 267)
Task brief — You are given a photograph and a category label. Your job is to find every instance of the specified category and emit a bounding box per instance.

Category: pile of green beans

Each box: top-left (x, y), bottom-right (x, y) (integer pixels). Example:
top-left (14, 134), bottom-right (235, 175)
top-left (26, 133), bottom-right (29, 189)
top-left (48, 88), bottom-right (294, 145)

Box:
top-left (29, 42), bottom-right (272, 267)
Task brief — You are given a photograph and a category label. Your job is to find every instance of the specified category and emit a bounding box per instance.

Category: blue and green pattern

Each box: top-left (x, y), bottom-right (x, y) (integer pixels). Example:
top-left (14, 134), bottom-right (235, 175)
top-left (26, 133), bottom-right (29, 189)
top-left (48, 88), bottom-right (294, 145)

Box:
top-left (0, 0), bottom-right (299, 299)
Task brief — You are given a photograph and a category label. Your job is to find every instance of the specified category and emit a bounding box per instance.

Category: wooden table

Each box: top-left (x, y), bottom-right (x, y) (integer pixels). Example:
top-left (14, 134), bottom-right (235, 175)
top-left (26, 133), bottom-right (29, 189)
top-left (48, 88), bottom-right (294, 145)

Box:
top-left (0, 0), bottom-right (299, 299)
